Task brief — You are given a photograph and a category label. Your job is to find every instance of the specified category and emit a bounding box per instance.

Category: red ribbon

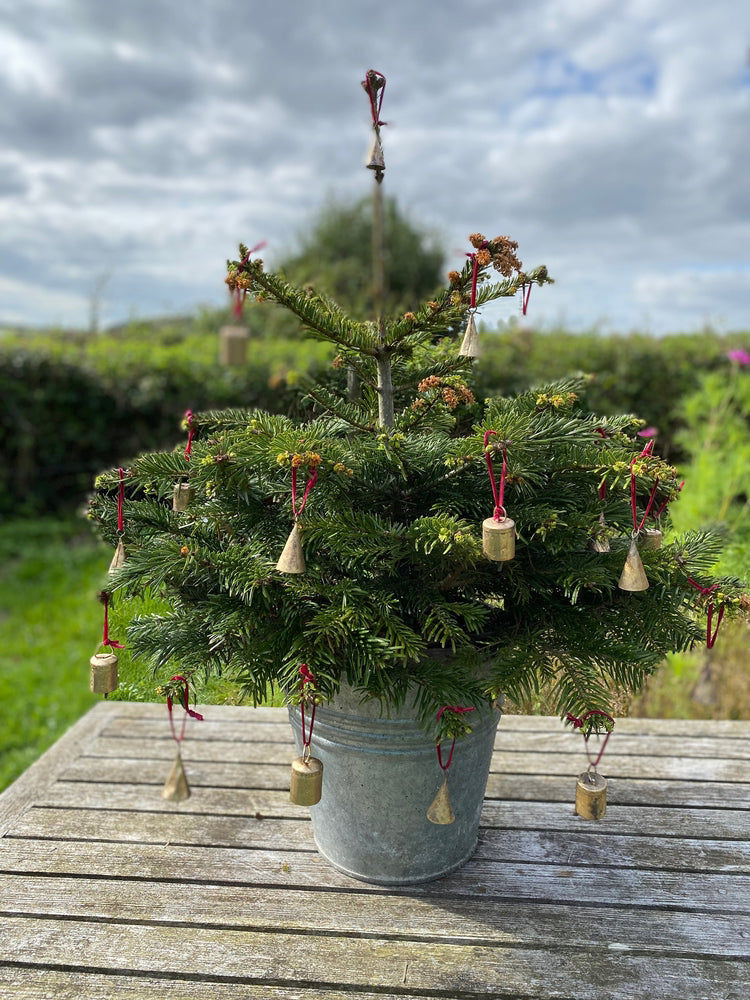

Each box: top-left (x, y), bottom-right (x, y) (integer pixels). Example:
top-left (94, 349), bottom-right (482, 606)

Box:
top-left (101, 592), bottom-right (125, 650)
top-left (630, 451), bottom-right (659, 534)
top-left (232, 241), bottom-right (267, 318)
top-left (291, 466), bottom-right (318, 520)
top-left (436, 706), bottom-right (475, 771)
top-left (566, 710), bottom-right (614, 768)
top-left (466, 240), bottom-right (489, 310)
top-left (484, 429), bottom-right (508, 521)
top-left (166, 674), bottom-right (204, 744)
top-left (687, 578), bottom-right (725, 648)
top-left (117, 467), bottom-right (125, 533)
top-left (362, 69), bottom-right (386, 126)
top-left (184, 410), bottom-right (195, 460)
top-left (521, 282), bottom-right (532, 316)
top-left (299, 664), bottom-right (317, 753)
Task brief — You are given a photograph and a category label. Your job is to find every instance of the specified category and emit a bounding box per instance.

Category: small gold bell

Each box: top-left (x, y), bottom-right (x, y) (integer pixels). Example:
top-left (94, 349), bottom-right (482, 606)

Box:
top-left (458, 313), bottom-right (480, 358)
top-left (162, 751), bottom-right (190, 801)
top-left (218, 324), bottom-right (249, 366)
top-left (276, 523), bottom-right (306, 573)
top-left (427, 777), bottom-right (455, 825)
top-left (290, 755), bottom-right (323, 806)
top-left (89, 651), bottom-right (118, 694)
top-left (641, 527), bottom-right (663, 550)
top-left (366, 133), bottom-right (385, 172)
top-left (575, 769), bottom-right (607, 820)
top-left (482, 516), bottom-right (516, 561)
top-left (108, 537), bottom-right (126, 574)
top-left (173, 482), bottom-right (195, 512)
top-left (618, 536), bottom-right (649, 591)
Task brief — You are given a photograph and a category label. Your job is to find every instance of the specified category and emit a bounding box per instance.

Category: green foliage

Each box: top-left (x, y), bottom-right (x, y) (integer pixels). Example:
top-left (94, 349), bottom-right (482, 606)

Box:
top-left (89, 274), bottom-right (746, 732)
top-left (0, 318), bottom-right (335, 516)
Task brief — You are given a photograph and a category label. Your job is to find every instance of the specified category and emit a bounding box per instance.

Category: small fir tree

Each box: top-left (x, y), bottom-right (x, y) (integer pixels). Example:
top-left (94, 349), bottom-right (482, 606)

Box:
top-left (90, 73), bottom-right (745, 738)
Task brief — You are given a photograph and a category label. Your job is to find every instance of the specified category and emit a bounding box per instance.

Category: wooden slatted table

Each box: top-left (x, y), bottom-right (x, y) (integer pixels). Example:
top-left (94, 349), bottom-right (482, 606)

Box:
top-left (0, 703), bottom-right (748, 999)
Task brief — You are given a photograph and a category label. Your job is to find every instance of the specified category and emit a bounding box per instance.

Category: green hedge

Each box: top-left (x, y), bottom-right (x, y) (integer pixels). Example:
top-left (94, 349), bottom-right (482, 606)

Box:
top-left (0, 321), bottom-right (335, 516)
top-left (2, 318), bottom-right (748, 517)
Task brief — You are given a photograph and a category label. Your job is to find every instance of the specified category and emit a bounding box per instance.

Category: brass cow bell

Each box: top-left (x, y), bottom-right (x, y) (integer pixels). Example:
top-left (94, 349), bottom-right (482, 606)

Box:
top-left (173, 482), bottom-right (195, 512)
top-left (575, 769), bottom-right (607, 820)
top-left (641, 527), bottom-right (663, 550)
top-left (366, 133), bottom-right (385, 172)
top-left (162, 751), bottom-right (190, 801)
top-left (276, 524), bottom-right (306, 574)
top-left (89, 651), bottom-right (118, 694)
top-left (108, 537), bottom-right (126, 574)
top-left (290, 755), bottom-right (323, 806)
top-left (427, 777), bottom-right (455, 825)
top-left (618, 536), bottom-right (649, 591)
top-left (483, 516), bottom-right (516, 562)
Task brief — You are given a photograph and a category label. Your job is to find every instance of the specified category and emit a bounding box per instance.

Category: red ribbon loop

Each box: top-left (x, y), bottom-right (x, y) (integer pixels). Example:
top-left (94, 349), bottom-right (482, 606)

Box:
top-left (466, 241), bottom-right (489, 310)
top-left (299, 665), bottom-right (317, 751)
top-left (687, 578), bottom-right (725, 648)
top-left (166, 674), bottom-right (204, 744)
top-left (436, 706), bottom-right (475, 771)
top-left (101, 592), bottom-right (125, 650)
top-left (567, 710), bottom-right (614, 768)
top-left (484, 430), bottom-right (508, 521)
top-left (521, 282), bottom-right (532, 316)
top-left (291, 466), bottom-right (318, 521)
top-left (630, 456), bottom-right (659, 533)
top-left (362, 69), bottom-right (386, 126)
top-left (184, 410), bottom-right (195, 460)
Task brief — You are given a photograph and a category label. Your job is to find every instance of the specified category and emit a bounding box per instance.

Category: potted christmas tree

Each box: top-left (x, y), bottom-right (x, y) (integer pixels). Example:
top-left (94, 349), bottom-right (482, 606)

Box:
top-left (90, 71), bottom-right (745, 885)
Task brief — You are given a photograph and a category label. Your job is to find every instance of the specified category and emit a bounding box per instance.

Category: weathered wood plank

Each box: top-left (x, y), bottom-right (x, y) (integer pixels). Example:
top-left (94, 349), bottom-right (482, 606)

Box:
top-left (2, 874), bottom-right (749, 956)
top-left (1, 836), bottom-right (747, 913)
top-left (0, 704), bottom-right (110, 837)
top-left (0, 915), bottom-right (744, 1000)
top-left (0, 968), bottom-right (440, 1000)
top-left (29, 784), bottom-right (750, 870)
top-left (9, 794), bottom-right (750, 842)
top-left (58, 749), bottom-right (750, 788)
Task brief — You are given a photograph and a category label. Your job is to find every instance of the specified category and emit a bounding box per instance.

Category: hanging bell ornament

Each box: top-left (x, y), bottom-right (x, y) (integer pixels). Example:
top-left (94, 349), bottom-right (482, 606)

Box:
top-left (173, 482), bottom-right (195, 512)
top-left (618, 536), bottom-right (649, 591)
top-left (162, 751), bottom-right (190, 801)
top-left (589, 512), bottom-right (610, 553)
top-left (641, 527), bottom-right (663, 550)
top-left (366, 132), bottom-right (385, 173)
top-left (290, 754), bottom-right (324, 806)
top-left (218, 324), bottom-right (249, 366)
top-left (89, 650), bottom-right (118, 694)
top-left (575, 769), bottom-right (607, 820)
top-left (108, 537), bottom-right (126, 574)
top-left (276, 523), bottom-right (306, 574)
top-left (483, 516), bottom-right (516, 562)
top-left (459, 313), bottom-right (481, 358)
top-left (427, 777), bottom-right (455, 825)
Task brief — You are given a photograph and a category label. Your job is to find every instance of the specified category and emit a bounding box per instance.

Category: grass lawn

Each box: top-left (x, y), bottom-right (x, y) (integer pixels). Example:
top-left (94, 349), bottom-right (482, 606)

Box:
top-left (0, 515), bottom-right (278, 793)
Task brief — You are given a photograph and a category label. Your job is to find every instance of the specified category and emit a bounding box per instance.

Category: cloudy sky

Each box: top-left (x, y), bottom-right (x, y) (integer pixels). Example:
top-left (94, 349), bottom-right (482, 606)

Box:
top-left (1, 0), bottom-right (749, 334)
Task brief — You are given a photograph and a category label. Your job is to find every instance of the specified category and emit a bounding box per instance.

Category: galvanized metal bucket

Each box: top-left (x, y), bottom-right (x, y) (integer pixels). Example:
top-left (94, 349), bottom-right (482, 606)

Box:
top-left (288, 684), bottom-right (501, 885)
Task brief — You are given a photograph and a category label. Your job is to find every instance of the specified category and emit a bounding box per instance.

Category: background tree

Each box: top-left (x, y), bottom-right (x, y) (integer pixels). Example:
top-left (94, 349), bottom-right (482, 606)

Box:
top-left (250, 196), bottom-right (445, 339)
